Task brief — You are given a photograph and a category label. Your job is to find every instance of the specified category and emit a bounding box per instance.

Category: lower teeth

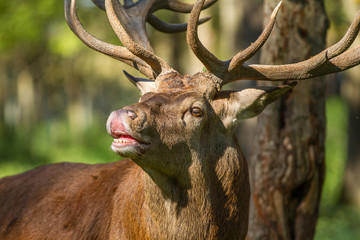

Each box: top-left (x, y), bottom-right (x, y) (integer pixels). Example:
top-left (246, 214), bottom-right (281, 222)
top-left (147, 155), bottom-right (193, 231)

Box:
top-left (114, 139), bottom-right (131, 144)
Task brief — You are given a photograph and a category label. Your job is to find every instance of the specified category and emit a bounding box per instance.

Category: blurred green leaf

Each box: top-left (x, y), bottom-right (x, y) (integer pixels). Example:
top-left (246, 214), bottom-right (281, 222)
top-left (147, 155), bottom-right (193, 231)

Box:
top-left (322, 97), bottom-right (348, 207)
top-left (0, 0), bottom-right (60, 52)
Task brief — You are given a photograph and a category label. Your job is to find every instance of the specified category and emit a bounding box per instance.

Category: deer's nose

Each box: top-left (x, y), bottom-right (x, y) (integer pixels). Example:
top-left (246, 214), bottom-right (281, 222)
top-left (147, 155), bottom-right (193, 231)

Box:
top-left (106, 109), bottom-right (138, 136)
top-left (115, 109), bottom-right (138, 120)
top-left (127, 109), bottom-right (137, 120)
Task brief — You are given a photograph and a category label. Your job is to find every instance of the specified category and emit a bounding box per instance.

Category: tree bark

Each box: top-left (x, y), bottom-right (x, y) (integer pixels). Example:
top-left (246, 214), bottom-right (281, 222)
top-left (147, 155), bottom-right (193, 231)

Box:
top-left (247, 0), bottom-right (328, 239)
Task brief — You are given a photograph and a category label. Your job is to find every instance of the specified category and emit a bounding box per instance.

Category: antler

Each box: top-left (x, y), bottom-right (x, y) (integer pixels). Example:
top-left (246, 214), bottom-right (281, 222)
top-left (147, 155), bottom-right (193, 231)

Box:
top-left (65, 0), bottom-right (216, 81)
top-left (187, 0), bottom-right (360, 86)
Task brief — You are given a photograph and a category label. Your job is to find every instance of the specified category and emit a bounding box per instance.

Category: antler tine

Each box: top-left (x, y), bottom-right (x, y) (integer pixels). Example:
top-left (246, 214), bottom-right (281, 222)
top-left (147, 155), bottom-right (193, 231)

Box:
top-left (187, 0), bottom-right (227, 76)
top-left (223, 6), bottom-right (360, 83)
top-left (105, 0), bottom-right (172, 75)
top-left (227, 1), bottom-right (282, 72)
top-left (92, 0), bottom-right (135, 9)
top-left (91, 0), bottom-right (156, 51)
top-left (186, 0), bottom-right (282, 85)
top-left (91, 0), bottom-right (213, 35)
top-left (65, 0), bottom-right (155, 79)
top-left (123, 0), bottom-right (134, 7)
top-left (72, 0), bottom-right (220, 82)
top-left (148, 15), bottom-right (211, 34)
top-left (301, 7), bottom-right (360, 69)
top-left (233, 45), bottom-right (360, 81)
top-left (163, 0), bottom-right (217, 13)
top-left (91, 0), bottom-right (105, 10)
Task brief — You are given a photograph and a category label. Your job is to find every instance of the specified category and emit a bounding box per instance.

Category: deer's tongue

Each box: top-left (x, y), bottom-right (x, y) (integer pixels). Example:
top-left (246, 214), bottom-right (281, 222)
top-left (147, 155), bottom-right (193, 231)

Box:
top-left (109, 117), bottom-right (150, 148)
top-left (110, 119), bottom-right (138, 145)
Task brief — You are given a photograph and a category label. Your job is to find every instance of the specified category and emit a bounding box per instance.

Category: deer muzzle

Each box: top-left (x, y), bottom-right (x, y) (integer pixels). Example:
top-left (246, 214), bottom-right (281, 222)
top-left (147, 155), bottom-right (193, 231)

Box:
top-left (106, 109), bottom-right (151, 157)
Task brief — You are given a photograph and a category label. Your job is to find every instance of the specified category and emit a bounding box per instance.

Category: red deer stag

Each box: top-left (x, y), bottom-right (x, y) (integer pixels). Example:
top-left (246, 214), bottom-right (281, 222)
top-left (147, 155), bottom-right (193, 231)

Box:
top-left (1, 0), bottom-right (360, 239)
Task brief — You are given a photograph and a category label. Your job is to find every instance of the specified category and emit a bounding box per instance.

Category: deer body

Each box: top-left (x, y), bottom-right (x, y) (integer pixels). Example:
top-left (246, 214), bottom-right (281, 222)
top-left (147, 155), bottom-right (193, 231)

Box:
top-left (0, 70), bottom-right (284, 240)
top-left (0, 83), bottom-right (250, 239)
top-left (2, 0), bottom-right (360, 239)
top-left (0, 158), bottom-right (247, 240)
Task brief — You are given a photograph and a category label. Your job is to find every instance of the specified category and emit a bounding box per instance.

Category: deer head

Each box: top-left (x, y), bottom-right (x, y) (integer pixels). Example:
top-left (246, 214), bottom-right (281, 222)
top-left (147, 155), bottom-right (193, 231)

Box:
top-left (65, 0), bottom-right (360, 216)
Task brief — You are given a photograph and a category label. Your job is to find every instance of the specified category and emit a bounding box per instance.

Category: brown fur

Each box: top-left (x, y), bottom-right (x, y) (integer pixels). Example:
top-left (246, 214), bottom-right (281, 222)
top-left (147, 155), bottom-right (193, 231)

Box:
top-left (0, 72), bottom-right (292, 239)
top-left (0, 151), bottom-right (248, 240)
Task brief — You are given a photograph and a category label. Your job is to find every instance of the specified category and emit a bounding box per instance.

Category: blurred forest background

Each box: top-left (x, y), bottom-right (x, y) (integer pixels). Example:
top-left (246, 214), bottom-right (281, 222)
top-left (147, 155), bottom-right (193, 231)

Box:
top-left (0, 0), bottom-right (359, 239)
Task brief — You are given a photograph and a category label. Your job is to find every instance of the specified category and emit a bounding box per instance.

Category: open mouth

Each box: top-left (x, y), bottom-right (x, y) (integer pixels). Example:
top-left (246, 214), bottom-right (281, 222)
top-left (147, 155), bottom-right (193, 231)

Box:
top-left (110, 131), bottom-right (151, 154)
top-left (112, 134), bottom-right (146, 147)
top-left (107, 111), bottom-right (151, 156)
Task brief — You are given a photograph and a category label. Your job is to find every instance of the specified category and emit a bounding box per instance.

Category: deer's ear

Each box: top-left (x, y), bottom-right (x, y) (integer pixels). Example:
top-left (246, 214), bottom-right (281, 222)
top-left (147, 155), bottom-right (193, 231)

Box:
top-left (124, 71), bottom-right (156, 95)
top-left (213, 82), bottom-right (296, 129)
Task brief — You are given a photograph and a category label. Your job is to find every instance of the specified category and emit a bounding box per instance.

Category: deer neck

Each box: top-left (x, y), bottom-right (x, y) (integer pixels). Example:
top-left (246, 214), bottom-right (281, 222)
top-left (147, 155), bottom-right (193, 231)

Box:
top-left (141, 135), bottom-right (250, 239)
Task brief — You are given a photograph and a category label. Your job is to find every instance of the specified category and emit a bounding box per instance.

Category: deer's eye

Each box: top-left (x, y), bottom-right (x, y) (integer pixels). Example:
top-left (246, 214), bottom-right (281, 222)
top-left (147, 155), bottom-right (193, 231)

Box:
top-left (191, 107), bottom-right (203, 117)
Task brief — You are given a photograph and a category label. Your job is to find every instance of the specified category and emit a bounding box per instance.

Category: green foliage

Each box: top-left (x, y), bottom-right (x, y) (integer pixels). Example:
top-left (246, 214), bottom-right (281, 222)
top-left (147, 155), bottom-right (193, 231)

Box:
top-left (0, 119), bottom-right (120, 178)
top-left (315, 205), bottom-right (360, 240)
top-left (48, 22), bottom-right (83, 57)
top-left (314, 97), bottom-right (360, 239)
top-left (321, 97), bottom-right (348, 207)
top-left (324, 0), bottom-right (347, 29)
top-left (0, 0), bottom-right (138, 179)
top-left (0, 0), bottom-right (61, 53)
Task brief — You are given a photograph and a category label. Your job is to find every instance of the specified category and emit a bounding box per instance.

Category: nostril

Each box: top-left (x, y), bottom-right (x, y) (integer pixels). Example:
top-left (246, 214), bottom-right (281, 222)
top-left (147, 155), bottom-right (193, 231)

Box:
top-left (127, 110), bottom-right (137, 120)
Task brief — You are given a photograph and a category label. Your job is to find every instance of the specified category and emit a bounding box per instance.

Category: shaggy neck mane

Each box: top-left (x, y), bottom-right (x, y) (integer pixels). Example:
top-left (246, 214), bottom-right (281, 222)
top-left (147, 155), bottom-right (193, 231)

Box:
top-left (132, 135), bottom-right (250, 240)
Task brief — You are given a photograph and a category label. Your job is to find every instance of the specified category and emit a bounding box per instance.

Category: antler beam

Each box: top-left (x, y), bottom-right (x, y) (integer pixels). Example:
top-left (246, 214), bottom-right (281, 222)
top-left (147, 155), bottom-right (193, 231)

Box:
top-left (227, 46), bottom-right (360, 81)
top-left (66, 0), bottom-right (217, 80)
top-left (65, 0), bottom-right (156, 79)
top-left (104, 0), bottom-right (172, 75)
top-left (223, 7), bottom-right (360, 82)
top-left (67, 0), bottom-right (360, 88)
top-left (187, 0), bottom-right (360, 85)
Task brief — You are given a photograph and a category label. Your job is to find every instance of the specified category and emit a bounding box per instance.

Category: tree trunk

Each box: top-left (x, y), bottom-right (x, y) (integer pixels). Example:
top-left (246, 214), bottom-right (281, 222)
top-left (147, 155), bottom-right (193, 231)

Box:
top-left (247, 0), bottom-right (328, 239)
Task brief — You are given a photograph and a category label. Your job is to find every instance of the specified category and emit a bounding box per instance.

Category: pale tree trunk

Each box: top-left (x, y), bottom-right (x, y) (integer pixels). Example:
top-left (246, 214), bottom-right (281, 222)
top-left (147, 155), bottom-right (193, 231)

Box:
top-left (247, 0), bottom-right (328, 239)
